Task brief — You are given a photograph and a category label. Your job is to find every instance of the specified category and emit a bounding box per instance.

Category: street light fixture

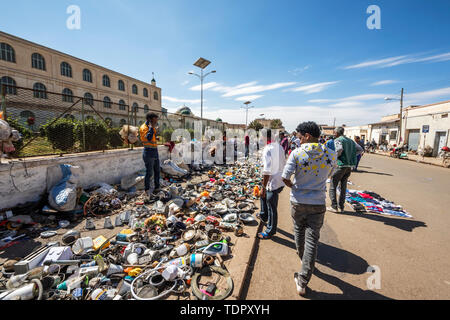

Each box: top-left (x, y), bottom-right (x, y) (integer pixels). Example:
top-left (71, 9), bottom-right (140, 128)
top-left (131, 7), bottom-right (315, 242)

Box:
top-left (384, 88), bottom-right (404, 145)
top-left (188, 58), bottom-right (216, 121)
top-left (241, 101), bottom-right (254, 128)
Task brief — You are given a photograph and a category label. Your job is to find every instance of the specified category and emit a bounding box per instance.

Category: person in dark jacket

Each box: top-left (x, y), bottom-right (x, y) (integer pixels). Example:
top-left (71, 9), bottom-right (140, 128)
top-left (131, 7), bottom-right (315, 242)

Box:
top-left (328, 127), bottom-right (363, 213)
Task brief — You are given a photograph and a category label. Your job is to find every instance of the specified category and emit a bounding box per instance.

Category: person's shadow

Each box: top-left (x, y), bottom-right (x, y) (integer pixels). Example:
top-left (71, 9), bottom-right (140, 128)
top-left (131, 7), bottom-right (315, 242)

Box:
top-left (272, 229), bottom-right (393, 299)
top-left (338, 210), bottom-right (426, 232)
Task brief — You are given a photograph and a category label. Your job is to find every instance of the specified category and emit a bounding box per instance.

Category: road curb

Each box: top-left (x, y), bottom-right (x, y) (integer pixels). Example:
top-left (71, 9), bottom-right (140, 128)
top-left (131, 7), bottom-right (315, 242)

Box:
top-left (371, 152), bottom-right (448, 169)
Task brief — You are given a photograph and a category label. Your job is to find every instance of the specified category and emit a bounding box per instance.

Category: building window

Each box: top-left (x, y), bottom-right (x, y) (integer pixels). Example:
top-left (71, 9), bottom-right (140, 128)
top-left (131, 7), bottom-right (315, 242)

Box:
top-left (64, 114), bottom-right (75, 121)
top-left (103, 96), bottom-right (112, 108)
top-left (20, 110), bottom-right (35, 121)
top-left (390, 131), bottom-right (397, 141)
top-left (143, 88), bottom-right (149, 97)
top-left (33, 83), bottom-right (47, 99)
top-left (0, 43), bottom-right (15, 63)
top-left (119, 99), bottom-right (126, 111)
top-left (103, 75), bottom-right (110, 87)
top-left (442, 113), bottom-right (448, 119)
top-left (60, 62), bottom-right (72, 78)
top-left (62, 88), bottom-right (74, 102)
top-left (105, 118), bottom-right (113, 126)
top-left (84, 92), bottom-right (94, 106)
top-left (118, 80), bottom-right (125, 91)
top-left (0, 76), bottom-right (17, 95)
top-left (154, 91), bottom-right (159, 100)
top-left (144, 105), bottom-right (149, 113)
top-left (119, 119), bottom-right (126, 126)
top-left (83, 69), bottom-right (93, 83)
top-left (31, 53), bottom-right (46, 71)
top-left (132, 84), bottom-right (138, 95)
top-left (132, 103), bottom-right (138, 113)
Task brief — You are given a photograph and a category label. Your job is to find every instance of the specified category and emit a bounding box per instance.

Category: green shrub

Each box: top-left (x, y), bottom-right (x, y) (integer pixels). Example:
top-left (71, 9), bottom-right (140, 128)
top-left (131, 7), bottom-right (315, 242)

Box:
top-left (6, 117), bottom-right (33, 140)
top-left (162, 128), bottom-right (174, 143)
top-left (75, 119), bottom-right (108, 151)
top-left (108, 127), bottom-right (124, 148)
top-left (41, 118), bottom-right (76, 151)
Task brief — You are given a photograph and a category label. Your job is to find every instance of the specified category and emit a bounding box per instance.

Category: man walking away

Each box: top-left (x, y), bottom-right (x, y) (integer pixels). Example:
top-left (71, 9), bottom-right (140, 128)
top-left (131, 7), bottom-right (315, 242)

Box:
top-left (354, 136), bottom-right (365, 172)
top-left (328, 127), bottom-right (363, 213)
top-left (282, 122), bottom-right (336, 296)
top-left (140, 113), bottom-right (161, 196)
top-left (257, 129), bottom-right (286, 239)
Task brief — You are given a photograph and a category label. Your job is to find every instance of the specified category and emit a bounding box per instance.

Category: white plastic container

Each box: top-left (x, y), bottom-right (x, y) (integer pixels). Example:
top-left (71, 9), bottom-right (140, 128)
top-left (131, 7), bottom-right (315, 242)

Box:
top-left (72, 237), bottom-right (94, 255)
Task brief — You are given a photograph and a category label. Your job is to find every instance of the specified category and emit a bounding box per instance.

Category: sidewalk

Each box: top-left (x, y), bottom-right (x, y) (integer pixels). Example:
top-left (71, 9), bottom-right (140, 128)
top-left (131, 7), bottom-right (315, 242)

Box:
top-left (373, 151), bottom-right (449, 168)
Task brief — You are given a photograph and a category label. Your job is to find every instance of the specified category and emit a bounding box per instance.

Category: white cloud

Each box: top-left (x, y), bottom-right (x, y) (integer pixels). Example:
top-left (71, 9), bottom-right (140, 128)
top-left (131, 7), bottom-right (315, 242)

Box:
top-left (181, 80), bottom-right (190, 86)
top-left (288, 65), bottom-right (311, 76)
top-left (371, 80), bottom-right (398, 86)
top-left (406, 86), bottom-right (450, 102)
top-left (344, 52), bottom-right (450, 69)
top-left (287, 81), bottom-right (339, 94)
top-left (189, 82), bottom-right (220, 91)
top-left (163, 96), bottom-right (202, 104)
top-left (331, 101), bottom-right (364, 107)
top-left (222, 82), bottom-right (297, 97)
top-left (235, 95), bottom-right (264, 102)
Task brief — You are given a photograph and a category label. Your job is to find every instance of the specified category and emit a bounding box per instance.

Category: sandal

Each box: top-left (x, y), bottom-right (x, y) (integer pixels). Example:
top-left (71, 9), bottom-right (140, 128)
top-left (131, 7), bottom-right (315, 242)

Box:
top-left (257, 232), bottom-right (271, 240)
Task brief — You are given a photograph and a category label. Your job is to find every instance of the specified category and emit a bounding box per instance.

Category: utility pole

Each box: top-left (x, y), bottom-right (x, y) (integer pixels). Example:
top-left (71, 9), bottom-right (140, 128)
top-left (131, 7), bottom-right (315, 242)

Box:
top-left (399, 88), bottom-right (404, 145)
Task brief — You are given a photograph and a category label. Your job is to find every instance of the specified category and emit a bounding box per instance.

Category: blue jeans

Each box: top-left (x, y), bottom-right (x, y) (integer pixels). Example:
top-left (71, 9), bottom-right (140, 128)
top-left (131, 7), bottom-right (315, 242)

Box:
top-left (355, 154), bottom-right (362, 170)
top-left (259, 187), bottom-right (283, 236)
top-left (143, 149), bottom-right (160, 191)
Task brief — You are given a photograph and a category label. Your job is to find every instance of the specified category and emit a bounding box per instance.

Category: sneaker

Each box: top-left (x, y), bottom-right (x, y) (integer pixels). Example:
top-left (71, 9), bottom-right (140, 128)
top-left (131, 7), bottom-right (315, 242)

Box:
top-left (339, 207), bottom-right (345, 213)
top-left (327, 207), bottom-right (339, 213)
top-left (294, 273), bottom-right (307, 297)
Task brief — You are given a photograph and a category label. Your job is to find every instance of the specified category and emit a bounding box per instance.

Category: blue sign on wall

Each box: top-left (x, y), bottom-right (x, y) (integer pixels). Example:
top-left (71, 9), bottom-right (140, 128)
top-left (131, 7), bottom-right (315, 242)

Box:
top-left (422, 125), bottom-right (430, 133)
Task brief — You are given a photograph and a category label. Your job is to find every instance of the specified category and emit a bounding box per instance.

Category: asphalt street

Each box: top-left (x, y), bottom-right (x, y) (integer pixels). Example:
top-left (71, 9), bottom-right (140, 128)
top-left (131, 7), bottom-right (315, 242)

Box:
top-left (244, 154), bottom-right (450, 300)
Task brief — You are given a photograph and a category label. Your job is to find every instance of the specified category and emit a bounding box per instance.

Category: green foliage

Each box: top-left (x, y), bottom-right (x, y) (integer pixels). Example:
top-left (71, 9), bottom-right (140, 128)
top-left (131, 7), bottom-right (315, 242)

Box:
top-left (41, 118), bottom-right (76, 151)
top-left (270, 119), bottom-right (283, 129)
top-left (6, 117), bottom-right (33, 140)
top-left (249, 120), bottom-right (264, 131)
top-left (108, 127), bottom-right (124, 148)
top-left (187, 129), bottom-right (194, 140)
top-left (75, 119), bottom-right (108, 151)
top-left (162, 128), bottom-right (174, 143)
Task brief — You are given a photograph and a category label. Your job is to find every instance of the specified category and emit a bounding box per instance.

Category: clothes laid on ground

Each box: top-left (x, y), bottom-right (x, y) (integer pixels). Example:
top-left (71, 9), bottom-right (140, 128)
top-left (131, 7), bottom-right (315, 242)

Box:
top-left (346, 189), bottom-right (413, 218)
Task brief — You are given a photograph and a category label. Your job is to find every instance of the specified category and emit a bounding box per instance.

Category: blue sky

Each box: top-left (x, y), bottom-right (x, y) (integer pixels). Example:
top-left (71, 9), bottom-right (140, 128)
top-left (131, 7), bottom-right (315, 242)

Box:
top-left (2, 0), bottom-right (450, 131)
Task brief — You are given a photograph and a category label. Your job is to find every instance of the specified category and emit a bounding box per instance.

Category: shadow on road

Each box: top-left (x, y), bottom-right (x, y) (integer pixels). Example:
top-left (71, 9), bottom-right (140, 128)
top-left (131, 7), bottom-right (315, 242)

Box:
top-left (353, 170), bottom-right (393, 176)
top-left (339, 210), bottom-right (427, 232)
top-left (307, 268), bottom-right (393, 300)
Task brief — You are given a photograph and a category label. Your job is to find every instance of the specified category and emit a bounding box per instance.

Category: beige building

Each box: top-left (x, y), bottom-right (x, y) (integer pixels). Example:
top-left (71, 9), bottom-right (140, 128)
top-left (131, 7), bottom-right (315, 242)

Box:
top-left (0, 31), bottom-right (162, 128)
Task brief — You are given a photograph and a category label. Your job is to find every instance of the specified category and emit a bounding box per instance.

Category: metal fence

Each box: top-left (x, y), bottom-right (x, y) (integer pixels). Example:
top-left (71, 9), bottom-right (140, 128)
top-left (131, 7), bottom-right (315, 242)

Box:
top-left (1, 85), bottom-right (229, 158)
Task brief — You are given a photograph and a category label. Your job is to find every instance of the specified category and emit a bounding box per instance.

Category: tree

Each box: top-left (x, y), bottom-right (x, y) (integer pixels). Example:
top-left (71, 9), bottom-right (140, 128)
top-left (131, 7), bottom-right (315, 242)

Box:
top-left (270, 119), bottom-right (283, 129)
top-left (249, 120), bottom-right (263, 131)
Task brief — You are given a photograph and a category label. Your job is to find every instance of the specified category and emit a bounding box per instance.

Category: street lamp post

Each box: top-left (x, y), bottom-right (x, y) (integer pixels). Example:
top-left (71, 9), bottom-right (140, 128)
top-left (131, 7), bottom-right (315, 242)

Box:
top-left (188, 58), bottom-right (216, 124)
top-left (385, 88), bottom-right (404, 145)
top-left (241, 101), bottom-right (254, 128)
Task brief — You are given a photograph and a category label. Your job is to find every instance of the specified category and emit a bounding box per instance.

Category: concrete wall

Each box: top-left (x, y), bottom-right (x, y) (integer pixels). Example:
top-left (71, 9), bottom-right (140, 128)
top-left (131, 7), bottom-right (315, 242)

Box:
top-left (0, 146), bottom-right (169, 210)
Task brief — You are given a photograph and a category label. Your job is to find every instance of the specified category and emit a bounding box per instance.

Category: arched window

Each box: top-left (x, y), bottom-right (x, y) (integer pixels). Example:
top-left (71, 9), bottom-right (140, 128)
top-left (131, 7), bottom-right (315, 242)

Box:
top-left (103, 75), bottom-right (110, 87)
top-left (84, 92), bottom-right (94, 106)
top-left (31, 53), bottom-right (46, 71)
top-left (60, 62), bottom-right (72, 77)
top-left (118, 80), bottom-right (125, 91)
top-left (86, 116), bottom-right (94, 121)
top-left (119, 99), bottom-right (126, 111)
top-left (33, 83), bottom-right (47, 99)
top-left (144, 105), bottom-right (149, 113)
top-left (0, 43), bottom-right (15, 62)
top-left (119, 119), bottom-right (127, 126)
top-left (132, 103), bottom-right (138, 113)
top-left (83, 69), bottom-right (92, 83)
top-left (64, 114), bottom-right (75, 121)
top-left (153, 91), bottom-right (159, 100)
top-left (105, 118), bottom-right (113, 126)
top-left (143, 88), bottom-right (149, 97)
top-left (0, 76), bottom-right (17, 95)
top-left (62, 88), bottom-right (74, 102)
top-left (132, 84), bottom-right (138, 95)
top-left (103, 96), bottom-right (112, 108)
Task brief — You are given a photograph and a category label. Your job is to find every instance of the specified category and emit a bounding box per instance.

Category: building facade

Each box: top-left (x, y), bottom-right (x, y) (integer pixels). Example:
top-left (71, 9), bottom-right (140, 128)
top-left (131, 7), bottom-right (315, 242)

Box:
top-left (0, 31), bottom-right (162, 128)
top-left (402, 100), bottom-right (450, 155)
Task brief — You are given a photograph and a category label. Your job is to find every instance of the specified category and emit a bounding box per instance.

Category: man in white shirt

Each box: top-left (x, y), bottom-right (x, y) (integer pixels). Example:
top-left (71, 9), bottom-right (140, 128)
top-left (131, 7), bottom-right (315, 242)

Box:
top-left (257, 129), bottom-right (286, 239)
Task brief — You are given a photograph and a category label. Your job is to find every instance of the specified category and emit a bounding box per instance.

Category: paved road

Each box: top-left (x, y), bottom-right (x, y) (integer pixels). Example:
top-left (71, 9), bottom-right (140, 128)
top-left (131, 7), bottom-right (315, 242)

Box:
top-left (243, 154), bottom-right (450, 300)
